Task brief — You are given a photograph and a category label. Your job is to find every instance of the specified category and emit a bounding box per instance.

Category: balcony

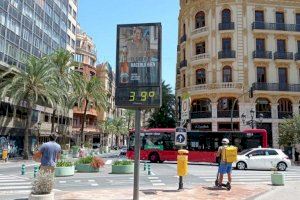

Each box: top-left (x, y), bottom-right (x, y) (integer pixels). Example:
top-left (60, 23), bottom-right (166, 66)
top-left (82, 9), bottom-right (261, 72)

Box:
top-left (278, 111), bottom-right (293, 119)
top-left (295, 53), bottom-right (300, 61)
top-left (219, 22), bottom-right (235, 31)
top-left (256, 111), bottom-right (272, 119)
top-left (180, 34), bottom-right (187, 43)
top-left (252, 82), bottom-right (300, 92)
top-left (253, 50), bottom-right (272, 59)
top-left (274, 52), bottom-right (293, 60)
top-left (218, 50), bottom-right (236, 59)
top-left (189, 82), bottom-right (243, 93)
top-left (191, 26), bottom-right (209, 38)
top-left (217, 110), bottom-right (239, 118)
top-left (252, 21), bottom-right (300, 32)
top-left (191, 53), bottom-right (210, 65)
top-left (180, 60), bottom-right (187, 68)
top-left (191, 111), bottom-right (212, 119)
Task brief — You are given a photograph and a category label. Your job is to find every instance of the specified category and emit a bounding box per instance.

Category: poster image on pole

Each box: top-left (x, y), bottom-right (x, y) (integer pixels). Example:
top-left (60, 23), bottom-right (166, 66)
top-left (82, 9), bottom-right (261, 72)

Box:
top-left (175, 127), bottom-right (187, 146)
top-left (115, 23), bottom-right (162, 108)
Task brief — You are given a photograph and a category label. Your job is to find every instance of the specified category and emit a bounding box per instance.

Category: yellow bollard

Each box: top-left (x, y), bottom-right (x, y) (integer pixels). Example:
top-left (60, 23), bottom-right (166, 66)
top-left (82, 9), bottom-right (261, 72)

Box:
top-left (177, 149), bottom-right (188, 190)
top-left (2, 149), bottom-right (8, 162)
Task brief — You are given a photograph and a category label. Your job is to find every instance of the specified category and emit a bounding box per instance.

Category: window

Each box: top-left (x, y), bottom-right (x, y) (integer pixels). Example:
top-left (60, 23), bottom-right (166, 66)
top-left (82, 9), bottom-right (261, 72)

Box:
top-left (68, 20), bottom-right (71, 29)
top-left (44, 114), bottom-right (49, 122)
top-left (297, 41), bottom-right (300, 53)
top-left (11, 0), bottom-right (20, 9)
top-left (278, 68), bottom-right (288, 84)
top-left (249, 150), bottom-right (265, 156)
top-left (296, 13), bottom-right (300, 24)
top-left (74, 54), bottom-right (83, 62)
top-left (0, 11), bottom-right (6, 26)
top-left (22, 4), bottom-right (33, 18)
top-left (276, 12), bottom-right (284, 23)
top-left (277, 40), bottom-right (286, 52)
top-left (45, 3), bottom-right (52, 17)
top-left (256, 98), bottom-right (271, 112)
top-left (223, 66), bottom-right (232, 82)
top-left (256, 39), bottom-right (265, 51)
top-left (7, 17), bottom-right (20, 35)
top-left (73, 11), bottom-right (77, 19)
top-left (76, 40), bottom-right (81, 47)
top-left (278, 98), bottom-right (292, 112)
top-left (222, 38), bottom-right (231, 51)
top-left (71, 39), bottom-right (75, 48)
top-left (192, 99), bottom-right (211, 112)
top-left (218, 97), bottom-right (238, 111)
top-left (195, 11), bottom-right (205, 28)
top-left (196, 69), bottom-right (206, 84)
top-left (183, 74), bottom-right (186, 87)
top-left (183, 23), bottom-right (186, 35)
top-left (196, 42), bottom-right (205, 54)
top-left (266, 150), bottom-right (278, 156)
top-left (72, 24), bottom-right (76, 34)
top-left (257, 67), bottom-right (266, 83)
top-left (222, 9), bottom-right (231, 23)
top-left (255, 10), bottom-right (264, 22)
top-left (22, 28), bottom-right (30, 42)
top-left (89, 58), bottom-right (95, 66)
top-left (68, 5), bottom-right (72, 15)
top-left (35, 15), bottom-right (43, 29)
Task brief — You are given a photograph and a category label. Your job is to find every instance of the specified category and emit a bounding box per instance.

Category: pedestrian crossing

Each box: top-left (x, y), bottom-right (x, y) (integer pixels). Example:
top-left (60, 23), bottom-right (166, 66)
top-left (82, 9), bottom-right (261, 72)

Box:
top-left (198, 170), bottom-right (300, 184)
top-left (0, 173), bottom-right (32, 195)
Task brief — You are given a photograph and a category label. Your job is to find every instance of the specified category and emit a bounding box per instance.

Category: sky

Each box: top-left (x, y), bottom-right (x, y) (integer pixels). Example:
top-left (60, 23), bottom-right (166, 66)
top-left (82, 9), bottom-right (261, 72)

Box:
top-left (78, 0), bottom-right (179, 91)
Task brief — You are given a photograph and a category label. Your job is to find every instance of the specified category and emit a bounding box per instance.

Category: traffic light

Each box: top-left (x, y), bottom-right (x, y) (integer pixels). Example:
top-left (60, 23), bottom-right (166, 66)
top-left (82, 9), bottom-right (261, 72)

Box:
top-left (249, 86), bottom-right (254, 98)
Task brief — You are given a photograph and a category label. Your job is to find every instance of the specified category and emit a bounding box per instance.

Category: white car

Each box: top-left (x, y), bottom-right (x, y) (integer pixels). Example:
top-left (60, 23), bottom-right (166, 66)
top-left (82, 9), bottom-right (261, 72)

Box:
top-left (120, 146), bottom-right (127, 156)
top-left (234, 148), bottom-right (291, 171)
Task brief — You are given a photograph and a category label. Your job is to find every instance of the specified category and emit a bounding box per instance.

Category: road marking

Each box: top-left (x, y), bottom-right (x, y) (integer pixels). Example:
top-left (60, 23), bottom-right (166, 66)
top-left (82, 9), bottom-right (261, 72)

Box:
top-left (0, 182), bottom-right (31, 186)
top-left (148, 177), bottom-right (159, 179)
top-left (59, 180), bottom-right (67, 183)
top-left (0, 185), bottom-right (32, 190)
top-left (174, 176), bottom-right (179, 178)
top-left (150, 180), bottom-right (162, 183)
top-left (74, 180), bottom-right (81, 183)
top-left (152, 183), bottom-right (166, 186)
top-left (91, 183), bottom-right (99, 186)
top-left (0, 190), bottom-right (31, 195)
top-left (88, 180), bottom-right (95, 182)
top-left (0, 179), bottom-right (27, 182)
top-left (105, 160), bottom-right (112, 165)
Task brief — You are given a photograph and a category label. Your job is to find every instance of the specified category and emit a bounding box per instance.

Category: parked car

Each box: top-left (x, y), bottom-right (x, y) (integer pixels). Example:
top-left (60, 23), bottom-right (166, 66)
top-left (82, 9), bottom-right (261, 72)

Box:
top-left (234, 148), bottom-right (291, 171)
top-left (120, 146), bottom-right (127, 156)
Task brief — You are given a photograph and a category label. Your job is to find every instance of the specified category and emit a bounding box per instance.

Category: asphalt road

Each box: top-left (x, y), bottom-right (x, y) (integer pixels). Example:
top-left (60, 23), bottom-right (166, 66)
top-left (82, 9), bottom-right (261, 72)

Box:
top-left (1, 152), bottom-right (300, 200)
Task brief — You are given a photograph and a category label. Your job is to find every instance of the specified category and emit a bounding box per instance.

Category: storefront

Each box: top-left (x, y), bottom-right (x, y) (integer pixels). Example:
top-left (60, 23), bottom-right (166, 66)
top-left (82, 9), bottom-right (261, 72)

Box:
top-left (191, 123), bottom-right (212, 131)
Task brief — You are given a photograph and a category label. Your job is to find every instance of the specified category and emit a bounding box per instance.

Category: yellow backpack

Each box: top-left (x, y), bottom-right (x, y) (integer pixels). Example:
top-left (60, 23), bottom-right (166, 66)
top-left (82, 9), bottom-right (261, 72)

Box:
top-left (221, 146), bottom-right (238, 163)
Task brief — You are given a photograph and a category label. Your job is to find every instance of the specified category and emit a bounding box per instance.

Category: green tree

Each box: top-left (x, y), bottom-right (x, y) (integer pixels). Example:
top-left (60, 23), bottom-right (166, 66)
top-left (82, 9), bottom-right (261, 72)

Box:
top-left (279, 115), bottom-right (300, 147)
top-left (0, 57), bottom-right (58, 159)
top-left (99, 119), bottom-right (115, 146)
top-left (124, 109), bottom-right (135, 130)
top-left (148, 81), bottom-right (176, 128)
top-left (74, 76), bottom-right (108, 144)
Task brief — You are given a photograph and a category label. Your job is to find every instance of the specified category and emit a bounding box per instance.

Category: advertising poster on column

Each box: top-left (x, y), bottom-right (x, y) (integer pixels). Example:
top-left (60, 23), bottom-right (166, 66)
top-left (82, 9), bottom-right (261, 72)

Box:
top-left (116, 23), bottom-right (162, 108)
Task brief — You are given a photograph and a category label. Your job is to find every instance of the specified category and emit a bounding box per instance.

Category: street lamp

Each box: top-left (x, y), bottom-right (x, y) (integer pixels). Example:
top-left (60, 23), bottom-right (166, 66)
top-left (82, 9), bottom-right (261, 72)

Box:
top-left (241, 109), bottom-right (263, 129)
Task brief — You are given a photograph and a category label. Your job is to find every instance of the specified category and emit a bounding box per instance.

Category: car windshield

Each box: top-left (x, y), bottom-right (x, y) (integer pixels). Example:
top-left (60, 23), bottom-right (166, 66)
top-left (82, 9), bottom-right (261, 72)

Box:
top-left (239, 148), bottom-right (253, 155)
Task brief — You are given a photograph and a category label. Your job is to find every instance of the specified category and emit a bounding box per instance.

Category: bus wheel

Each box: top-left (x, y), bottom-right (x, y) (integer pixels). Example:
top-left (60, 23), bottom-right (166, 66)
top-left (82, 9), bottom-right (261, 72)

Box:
top-left (149, 152), bottom-right (160, 163)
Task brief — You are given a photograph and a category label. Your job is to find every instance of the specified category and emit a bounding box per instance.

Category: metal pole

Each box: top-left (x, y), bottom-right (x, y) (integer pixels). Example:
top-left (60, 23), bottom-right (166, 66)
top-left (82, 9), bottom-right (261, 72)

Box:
top-left (133, 109), bottom-right (141, 200)
top-left (251, 115), bottom-right (254, 129)
top-left (230, 98), bottom-right (238, 131)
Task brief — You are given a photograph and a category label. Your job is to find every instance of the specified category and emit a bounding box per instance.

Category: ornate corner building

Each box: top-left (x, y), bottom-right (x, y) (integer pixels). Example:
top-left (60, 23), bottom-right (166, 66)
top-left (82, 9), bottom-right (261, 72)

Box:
top-left (176, 0), bottom-right (300, 147)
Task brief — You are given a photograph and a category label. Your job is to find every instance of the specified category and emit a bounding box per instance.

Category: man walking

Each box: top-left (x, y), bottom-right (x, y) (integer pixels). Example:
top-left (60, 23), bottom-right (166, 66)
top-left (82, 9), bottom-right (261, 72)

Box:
top-left (34, 134), bottom-right (61, 173)
top-left (216, 138), bottom-right (232, 188)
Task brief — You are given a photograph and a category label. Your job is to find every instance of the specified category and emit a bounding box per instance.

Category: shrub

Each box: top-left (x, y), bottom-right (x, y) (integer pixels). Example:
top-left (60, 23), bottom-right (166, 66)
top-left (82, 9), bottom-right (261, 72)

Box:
top-left (32, 171), bottom-right (54, 195)
top-left (113, 160), bottom-right (133, 166)
top-left (76, 156), bottom-right (105, 169)
top-left (56, 160), bottom-right (74, 167)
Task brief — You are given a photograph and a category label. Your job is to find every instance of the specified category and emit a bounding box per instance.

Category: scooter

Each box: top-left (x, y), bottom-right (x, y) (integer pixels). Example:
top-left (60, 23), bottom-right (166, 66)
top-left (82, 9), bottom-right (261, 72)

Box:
top-left (215, 172), bottom-right (231, 191)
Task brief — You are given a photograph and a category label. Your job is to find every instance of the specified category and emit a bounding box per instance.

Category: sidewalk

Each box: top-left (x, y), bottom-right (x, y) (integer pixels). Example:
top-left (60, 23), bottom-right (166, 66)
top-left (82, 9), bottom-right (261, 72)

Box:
top-left (55, 185), bottom-right (269, 200)
top-left (254, 182), bottom-right (300, 200)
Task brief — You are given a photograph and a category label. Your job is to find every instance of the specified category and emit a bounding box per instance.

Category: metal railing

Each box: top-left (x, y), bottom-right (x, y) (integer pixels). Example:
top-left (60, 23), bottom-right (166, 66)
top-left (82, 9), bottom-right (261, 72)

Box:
top-left (295, 52), bottom-right (300, 61)
top-left (217, 110), bottom-right (239, 118)
top-left (256, 111), bottom-right (272, 118)
top-left (274, 52), bottom-right (293, 60)
top-left (219, 22), bottom-right (235, 30)
top-left (278, 112), bottom-right (293, 119)
top-left (252, 21), bottom-right (300, 32)
top-left (253, 50), bottom-right (272, 59)
top-left (218, 50), bottom-right (236, 59)
top-left (252, 82), bottom-right (300, 92)
top-left (190, 111), bottom-right (212, 119)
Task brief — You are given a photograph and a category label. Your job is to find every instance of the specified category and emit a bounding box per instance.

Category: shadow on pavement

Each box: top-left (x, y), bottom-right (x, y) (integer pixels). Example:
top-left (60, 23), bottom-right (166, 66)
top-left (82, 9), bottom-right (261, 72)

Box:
top-left (141, 189), bottom-right (181, 195)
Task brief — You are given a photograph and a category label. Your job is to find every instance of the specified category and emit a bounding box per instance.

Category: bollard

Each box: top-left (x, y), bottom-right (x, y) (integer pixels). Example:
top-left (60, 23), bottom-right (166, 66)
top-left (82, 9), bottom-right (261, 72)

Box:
top-left (21, 164), bottom-right (26, 175)
top-left (34, 166), bottom-right (39, 178)
top-left (147, 163), bottom-right (151, 175)
top-left (144, 162), bottom-right (147, 171)
top-left (177, 149), bottom-right (189, 190)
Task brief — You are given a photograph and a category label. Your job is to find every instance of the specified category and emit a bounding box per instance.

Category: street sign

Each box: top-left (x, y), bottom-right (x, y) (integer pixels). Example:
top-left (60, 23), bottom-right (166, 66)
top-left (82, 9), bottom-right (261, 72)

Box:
top-left (181, 93), bottom-right (190, 121)
top-left (115, 23), bottom-right (162, 108)
top-left (175, 127), bottom-right (187, 146)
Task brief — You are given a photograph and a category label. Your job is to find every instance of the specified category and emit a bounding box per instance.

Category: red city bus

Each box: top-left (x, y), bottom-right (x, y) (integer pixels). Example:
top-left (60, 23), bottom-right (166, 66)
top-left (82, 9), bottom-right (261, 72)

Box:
top-left (127, 128), bottom-right (268, 163)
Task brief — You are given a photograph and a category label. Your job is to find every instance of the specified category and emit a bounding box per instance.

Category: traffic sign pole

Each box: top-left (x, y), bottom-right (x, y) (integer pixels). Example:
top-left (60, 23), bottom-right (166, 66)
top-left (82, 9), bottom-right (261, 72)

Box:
top-left (133, 109), bottom-right (141, 200)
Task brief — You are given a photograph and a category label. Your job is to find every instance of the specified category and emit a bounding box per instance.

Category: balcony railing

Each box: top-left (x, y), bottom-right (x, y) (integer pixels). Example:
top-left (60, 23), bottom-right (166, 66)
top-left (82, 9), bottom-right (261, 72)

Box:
top-left (190, 111), bottom-right (212, 119)
top-left (295, 53), bottom-right (300, 61)
top-left (256, 111), bottom-right (272, 119)
top-left (278, 112), bottom-right (293, 119)
top-left (191, 53), bottom-right (210, 61)
top-left (180, 60), bottom-right (187, 68)
top-left (191, 26), bottom-right (208, 35)
top-left (217, 110), bottom-right (239, 118)
top-left (253, 50), bottom-right (272, 59)
top-left (252, 82), bottom-right (300, 92)
top-left (274, 52), bottom-right (293, 60)
top-left (218, 50), bottom-right (236, 59)
top-left (219, 22), bottom-right (235, 30)
top-left (180, 34), bottom-right (187, 43)
top-left (252, 21), bottom-right (300, 32)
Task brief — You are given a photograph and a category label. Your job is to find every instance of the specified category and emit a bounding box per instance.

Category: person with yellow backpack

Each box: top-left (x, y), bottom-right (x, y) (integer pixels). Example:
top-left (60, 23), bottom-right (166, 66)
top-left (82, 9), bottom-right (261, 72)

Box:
top-left (215, 138), bottom-right (238, 190)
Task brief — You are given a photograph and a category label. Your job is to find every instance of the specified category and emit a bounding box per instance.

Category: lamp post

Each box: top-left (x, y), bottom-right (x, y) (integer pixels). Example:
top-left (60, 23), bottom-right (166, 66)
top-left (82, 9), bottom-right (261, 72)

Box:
top-left (241, 109), bottom-right (263, 129)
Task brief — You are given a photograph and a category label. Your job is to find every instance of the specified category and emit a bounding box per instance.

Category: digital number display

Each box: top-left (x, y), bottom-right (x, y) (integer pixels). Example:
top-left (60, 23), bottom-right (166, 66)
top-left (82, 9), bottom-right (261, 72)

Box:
top-left (129, 91), bottom-right (156, 102)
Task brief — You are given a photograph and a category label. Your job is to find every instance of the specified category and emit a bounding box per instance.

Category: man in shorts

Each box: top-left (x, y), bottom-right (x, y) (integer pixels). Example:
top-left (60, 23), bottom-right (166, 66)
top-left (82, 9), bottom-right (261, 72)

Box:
top-left (216, 138), bottom-right (232, 187)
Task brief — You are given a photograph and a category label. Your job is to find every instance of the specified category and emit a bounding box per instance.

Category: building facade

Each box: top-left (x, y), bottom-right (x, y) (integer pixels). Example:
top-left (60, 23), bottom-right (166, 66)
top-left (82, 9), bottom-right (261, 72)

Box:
top-left (72, 28), bottom-right (98, 143)
top-left (0, 0), bottom-right (76, 153)
top-left (66, 0), bottom-right (77, 53)
top-left (176, 0), bottom-right (300, 148)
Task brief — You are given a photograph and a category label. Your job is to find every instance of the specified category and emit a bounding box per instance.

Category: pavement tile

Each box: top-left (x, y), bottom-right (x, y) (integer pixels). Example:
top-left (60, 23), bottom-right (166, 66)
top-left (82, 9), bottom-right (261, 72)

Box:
top-left (55, 185), bottom-right (269, 200)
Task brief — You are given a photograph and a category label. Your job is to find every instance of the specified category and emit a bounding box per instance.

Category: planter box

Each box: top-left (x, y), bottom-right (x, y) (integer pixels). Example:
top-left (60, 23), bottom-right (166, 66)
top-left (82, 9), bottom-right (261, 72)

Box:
top-left (112, 164), bottom-right (134, 174)
top-left (271, 173), bottom-right (285, 186)
top-left (55, 166), bottom-right (75, 177)
top-left (75, 164), bottom-right (100, 173)
top-left (29, 192), bottom-right (54, 200)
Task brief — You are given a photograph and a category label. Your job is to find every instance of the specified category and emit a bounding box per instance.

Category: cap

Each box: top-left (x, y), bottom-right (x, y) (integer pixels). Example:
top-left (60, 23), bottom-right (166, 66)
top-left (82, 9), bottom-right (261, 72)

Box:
top-left (222, 138), bottom-right (229, 144)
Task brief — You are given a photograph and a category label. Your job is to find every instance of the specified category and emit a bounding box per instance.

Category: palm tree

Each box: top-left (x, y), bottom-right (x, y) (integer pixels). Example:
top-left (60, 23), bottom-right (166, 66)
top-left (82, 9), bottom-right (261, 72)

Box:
top-left (111, 117), bottom-right (127, 147)
top-left (0, 57), bottom-right (58, 159)
top-left (74, 76), bottom-right (108, 144)
top-left (99, 119), bottom-right (115, 146)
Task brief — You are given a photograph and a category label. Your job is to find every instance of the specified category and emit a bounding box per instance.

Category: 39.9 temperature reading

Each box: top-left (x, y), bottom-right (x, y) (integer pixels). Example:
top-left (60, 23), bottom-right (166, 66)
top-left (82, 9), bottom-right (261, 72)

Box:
top-left (129, 91), bottom-right (156, 102)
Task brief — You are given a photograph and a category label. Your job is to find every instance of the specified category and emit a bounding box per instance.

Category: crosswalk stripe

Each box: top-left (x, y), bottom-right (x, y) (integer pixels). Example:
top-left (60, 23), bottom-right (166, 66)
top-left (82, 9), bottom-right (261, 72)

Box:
top-left (152, 183), bottom-right (166, 186)
top-left (0, 185), bottom-right (32, 190)
top-left (0, 190), bottom-right (31, 195)
top-left (0, 179), bottom-right (28, 182)
top-left (0, 182), bottom-right (31, 186)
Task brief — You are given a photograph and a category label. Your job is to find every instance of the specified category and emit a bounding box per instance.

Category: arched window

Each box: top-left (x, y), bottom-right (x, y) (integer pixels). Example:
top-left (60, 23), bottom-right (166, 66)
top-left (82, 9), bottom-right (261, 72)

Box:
top-left (192, 99), bottom-right (211, 112)
top-left (195, 11), bottom-right (205, 29)
top-left (278, 98), bottom-right (293, 119)
top-left (223, 66), bottom-right (232, 82)
top-left (217, 97), bottom-right (239, 117)
top-left (196, 69), bottom-right (206, 84)
top-left (256, 98), bottom-right (271, 118)
top-left (222, 9), bottom-right (231, 23)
